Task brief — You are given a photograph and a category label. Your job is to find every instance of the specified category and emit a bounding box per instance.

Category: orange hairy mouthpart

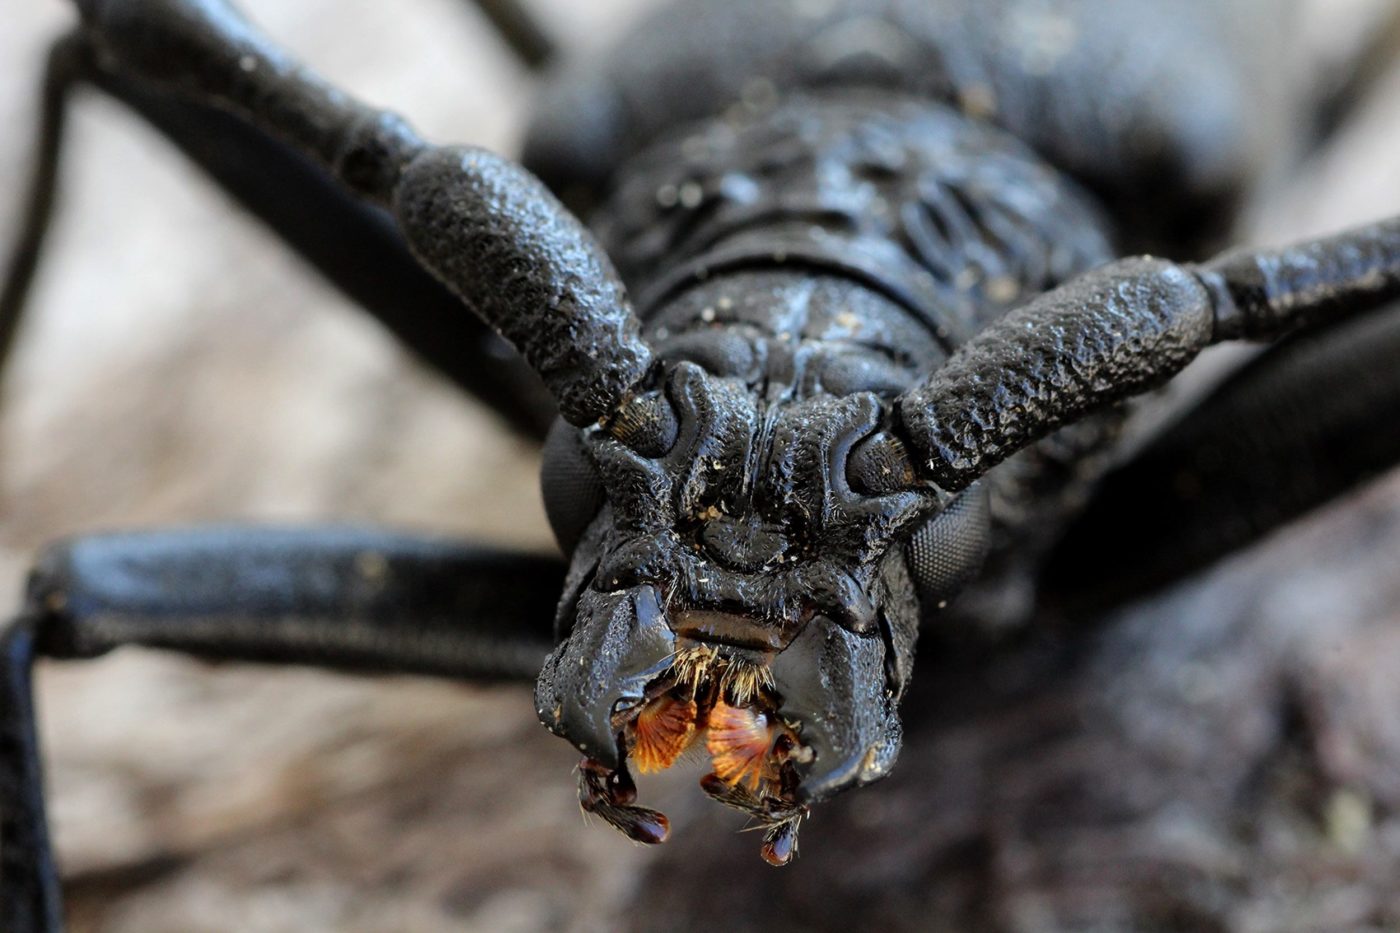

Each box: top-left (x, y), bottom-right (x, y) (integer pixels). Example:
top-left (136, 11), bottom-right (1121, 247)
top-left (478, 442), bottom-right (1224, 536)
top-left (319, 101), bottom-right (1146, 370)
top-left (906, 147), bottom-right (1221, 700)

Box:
top-left (630, 695), bottom-right (700, 774)
top-left (705, 700), bottom-right (775, 791)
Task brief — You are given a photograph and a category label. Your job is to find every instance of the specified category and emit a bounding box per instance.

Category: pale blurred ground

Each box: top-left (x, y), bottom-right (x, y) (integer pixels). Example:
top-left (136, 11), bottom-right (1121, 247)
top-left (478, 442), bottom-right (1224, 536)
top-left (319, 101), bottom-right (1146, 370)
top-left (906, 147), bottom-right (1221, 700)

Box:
top-left (1, 1), bottom-right (1399, 931)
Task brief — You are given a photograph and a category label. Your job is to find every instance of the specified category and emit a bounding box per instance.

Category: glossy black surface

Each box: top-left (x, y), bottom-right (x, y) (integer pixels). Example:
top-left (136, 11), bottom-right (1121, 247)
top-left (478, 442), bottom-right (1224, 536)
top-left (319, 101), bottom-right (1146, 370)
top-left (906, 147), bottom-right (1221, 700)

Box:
top-left (2, 0), bottom-right (1399, 926)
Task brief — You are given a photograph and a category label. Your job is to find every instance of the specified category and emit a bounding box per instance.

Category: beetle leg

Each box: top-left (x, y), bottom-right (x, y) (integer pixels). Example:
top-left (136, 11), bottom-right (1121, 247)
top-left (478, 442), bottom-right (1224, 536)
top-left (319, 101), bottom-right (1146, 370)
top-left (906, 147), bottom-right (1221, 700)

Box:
top-left (464, 0), bottom-right (558, 71)
top-left (0, 34), bottom-right (86, 402)
top-left (0, 619), bottom-right (61, 933)
top-left (1045, 296), bottom-right (1400, 610)
top-left (0, 526), bottom-right (568, 933)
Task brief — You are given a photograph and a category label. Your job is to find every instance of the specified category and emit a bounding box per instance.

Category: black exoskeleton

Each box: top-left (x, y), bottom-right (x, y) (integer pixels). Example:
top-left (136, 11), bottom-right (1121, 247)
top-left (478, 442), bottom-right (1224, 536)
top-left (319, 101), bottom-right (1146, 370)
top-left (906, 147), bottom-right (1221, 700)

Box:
top-left (2, 0), bottom-right (1400, 928)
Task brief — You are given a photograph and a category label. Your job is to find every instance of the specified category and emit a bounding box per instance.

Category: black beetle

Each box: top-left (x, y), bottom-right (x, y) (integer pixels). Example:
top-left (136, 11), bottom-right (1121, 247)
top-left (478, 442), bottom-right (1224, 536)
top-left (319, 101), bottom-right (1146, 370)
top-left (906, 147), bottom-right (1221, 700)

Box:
top-left (2, 0), bottom-right (1399, 928)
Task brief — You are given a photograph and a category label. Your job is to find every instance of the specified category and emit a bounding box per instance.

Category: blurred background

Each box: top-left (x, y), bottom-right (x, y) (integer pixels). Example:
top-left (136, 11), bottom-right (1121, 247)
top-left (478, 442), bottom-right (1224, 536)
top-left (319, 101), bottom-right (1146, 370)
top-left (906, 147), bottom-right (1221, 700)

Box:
top-left (2, 1), bottom-right (1400, 930)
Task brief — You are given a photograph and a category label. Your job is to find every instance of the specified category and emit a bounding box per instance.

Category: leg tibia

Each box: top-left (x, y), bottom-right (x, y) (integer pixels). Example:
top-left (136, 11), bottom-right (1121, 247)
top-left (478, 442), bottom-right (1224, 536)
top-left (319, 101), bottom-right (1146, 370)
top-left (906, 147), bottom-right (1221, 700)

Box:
top-left (1044, 300), bottom-right (1400, 608)
top-left (30, 526), bottom-right (564, 680)
top-left (0, 525), bottom-right (566, 931)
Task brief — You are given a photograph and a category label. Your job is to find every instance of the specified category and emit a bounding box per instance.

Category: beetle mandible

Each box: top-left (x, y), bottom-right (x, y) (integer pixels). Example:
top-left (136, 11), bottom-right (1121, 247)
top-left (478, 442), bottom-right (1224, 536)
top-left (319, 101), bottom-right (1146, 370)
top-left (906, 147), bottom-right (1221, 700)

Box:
top-left (2, 0), bottom-right (1399, 928)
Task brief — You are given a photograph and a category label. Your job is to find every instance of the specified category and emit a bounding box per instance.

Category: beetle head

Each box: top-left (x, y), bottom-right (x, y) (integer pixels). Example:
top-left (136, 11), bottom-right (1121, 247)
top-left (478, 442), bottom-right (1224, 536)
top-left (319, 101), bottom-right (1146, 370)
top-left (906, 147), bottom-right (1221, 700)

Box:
top-left (534, 358), bottom-right (990, 862)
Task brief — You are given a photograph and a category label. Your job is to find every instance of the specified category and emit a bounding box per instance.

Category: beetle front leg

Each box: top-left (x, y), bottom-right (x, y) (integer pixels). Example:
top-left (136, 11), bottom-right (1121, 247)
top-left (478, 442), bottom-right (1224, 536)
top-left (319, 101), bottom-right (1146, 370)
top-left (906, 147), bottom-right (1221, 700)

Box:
top-left (0, 620), bottom-right (59, 933)
top-left (0, 526), bottom-right (566, 933)
top-left (1044, 294), bottom-right (1400, 609)
top-left (464, 0), bottom-right (558, 70)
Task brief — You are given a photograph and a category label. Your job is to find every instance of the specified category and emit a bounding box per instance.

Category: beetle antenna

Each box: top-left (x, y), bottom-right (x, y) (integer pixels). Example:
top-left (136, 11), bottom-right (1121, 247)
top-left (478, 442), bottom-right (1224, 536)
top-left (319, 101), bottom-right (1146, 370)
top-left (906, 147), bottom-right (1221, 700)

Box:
top-left (896, 217), bottom-right (1400, 491)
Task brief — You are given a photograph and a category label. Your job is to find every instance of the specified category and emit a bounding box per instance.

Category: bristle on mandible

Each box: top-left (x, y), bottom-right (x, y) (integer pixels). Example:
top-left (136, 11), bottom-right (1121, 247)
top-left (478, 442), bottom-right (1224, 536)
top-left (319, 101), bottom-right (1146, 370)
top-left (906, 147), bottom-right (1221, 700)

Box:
top-left (706, 700), bottom-right (773, 791)
top-left (631, 695), bottom-right (699, 773)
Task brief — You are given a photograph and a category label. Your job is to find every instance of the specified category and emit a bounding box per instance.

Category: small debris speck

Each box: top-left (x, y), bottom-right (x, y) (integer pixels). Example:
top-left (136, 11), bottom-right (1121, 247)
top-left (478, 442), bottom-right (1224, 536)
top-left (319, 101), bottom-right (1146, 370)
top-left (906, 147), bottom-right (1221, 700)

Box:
top-left (679, 181), bottom-right (705, 209)
top-left (355, 550), bottom-right (389, 582)
top-left (988, 277), bottom-right (1020, 303)
top-left (1326, 788), bottom-right (1372, 854)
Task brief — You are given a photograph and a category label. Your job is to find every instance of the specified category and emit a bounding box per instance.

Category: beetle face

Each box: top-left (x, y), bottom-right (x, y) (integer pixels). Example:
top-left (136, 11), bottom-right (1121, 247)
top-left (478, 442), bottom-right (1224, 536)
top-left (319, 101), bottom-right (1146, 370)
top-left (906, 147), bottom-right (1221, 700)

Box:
top-left (535, 359), bottom-right (990, 862)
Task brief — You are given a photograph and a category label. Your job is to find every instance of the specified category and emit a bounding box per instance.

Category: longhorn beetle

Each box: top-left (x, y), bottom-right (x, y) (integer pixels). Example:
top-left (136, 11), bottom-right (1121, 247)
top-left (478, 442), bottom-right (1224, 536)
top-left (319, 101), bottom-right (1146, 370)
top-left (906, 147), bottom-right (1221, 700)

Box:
top-left (3, 0), bottom-right (1400, 928)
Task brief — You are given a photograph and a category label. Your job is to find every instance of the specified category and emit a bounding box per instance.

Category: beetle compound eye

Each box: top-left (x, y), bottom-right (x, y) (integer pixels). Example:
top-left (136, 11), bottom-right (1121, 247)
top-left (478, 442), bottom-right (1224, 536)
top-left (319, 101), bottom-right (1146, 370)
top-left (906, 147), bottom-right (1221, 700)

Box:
top-left (906, 483), bottom-right (992, 610)
top-left (540, 417), bottom-right (606, 555)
